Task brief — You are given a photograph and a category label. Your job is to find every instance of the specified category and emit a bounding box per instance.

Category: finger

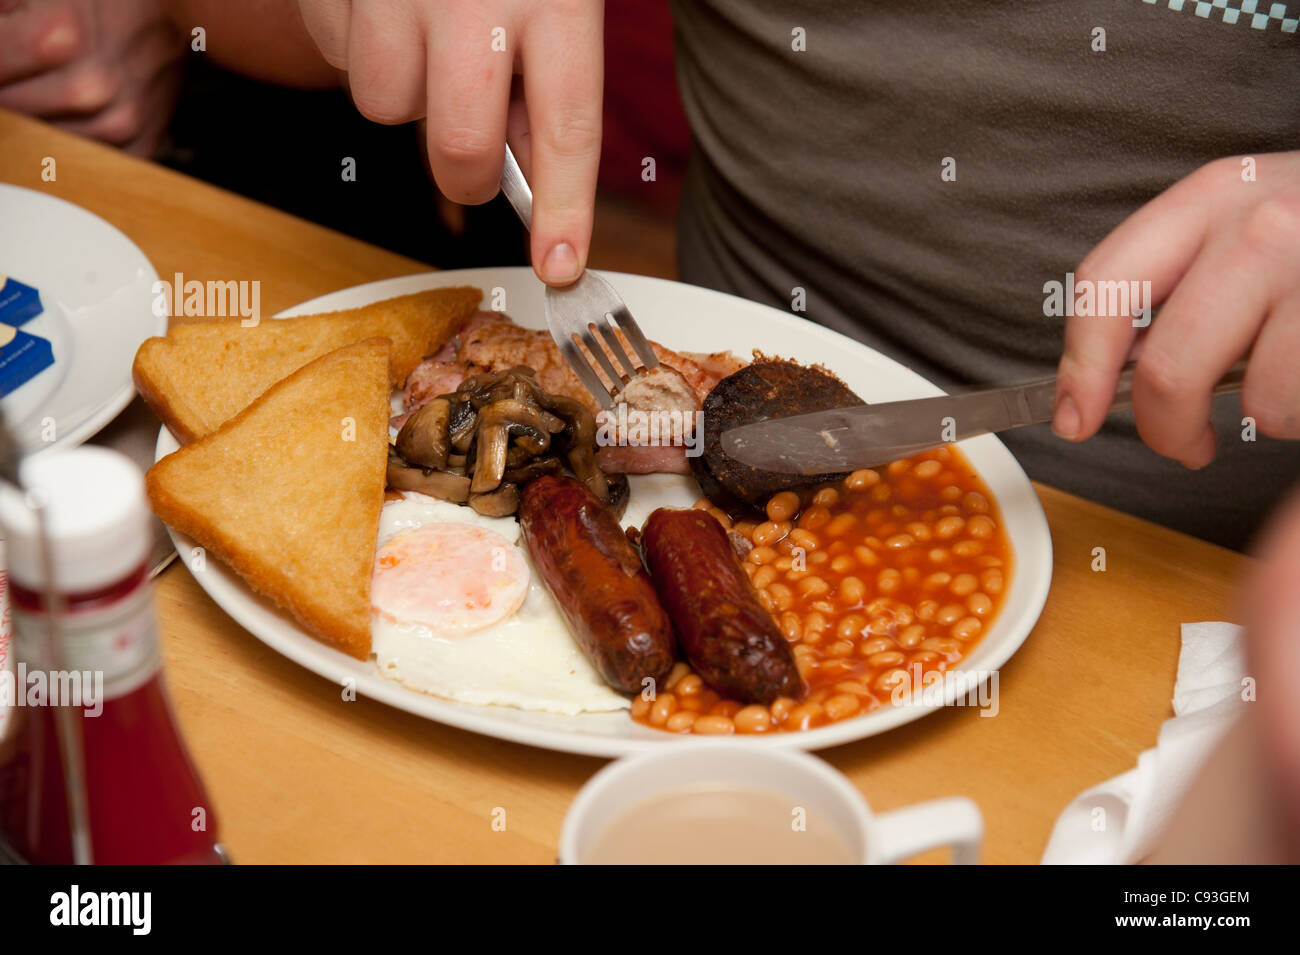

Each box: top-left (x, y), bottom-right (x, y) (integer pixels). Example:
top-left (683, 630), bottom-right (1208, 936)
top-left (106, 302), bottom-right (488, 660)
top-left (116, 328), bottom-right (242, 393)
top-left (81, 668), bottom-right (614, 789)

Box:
top-left (423, 6), bottom-right (514, 205)
top-left (1054, 164), bottom-right (1223, 441)
top-left (0, 2), bottom-right (84, 84)
top-left (1130, 216), bottom-right (1296, 466)
top-left (1242, 294), bottom-right (1300, 439)
top-left (56, 58), bottom-right (179, 149)
top-left (54, 99), bottom-right (143, 146)
top-left (0, 58), bottom-right (121, 116)
top-left (0, 11), bottom-right (180, 118)
top-left (520, 3), bottom-right (603, 285)
top-left (346, 0), bottom-right (424, 124)
top-left (119, 104), bottom-right (175, 157)
top-left (297, 0), bottom-right (352, 69)
top-left (94, 87), bottom-right (175, 155)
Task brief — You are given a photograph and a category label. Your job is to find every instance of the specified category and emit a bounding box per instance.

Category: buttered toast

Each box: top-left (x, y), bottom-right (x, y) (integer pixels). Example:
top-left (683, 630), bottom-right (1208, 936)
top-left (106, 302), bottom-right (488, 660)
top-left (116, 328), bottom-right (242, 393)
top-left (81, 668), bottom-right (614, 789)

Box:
top-left (145, 339), bottom-right (392, 659)
top-left (134, 286), bottom-right (481, 442)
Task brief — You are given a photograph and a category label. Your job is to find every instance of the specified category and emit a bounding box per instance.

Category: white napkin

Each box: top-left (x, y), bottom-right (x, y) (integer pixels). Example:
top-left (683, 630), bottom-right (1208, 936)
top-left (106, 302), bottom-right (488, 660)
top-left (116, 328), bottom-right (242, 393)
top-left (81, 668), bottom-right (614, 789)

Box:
top-left (1040, 622), bottom-right (1247, 865)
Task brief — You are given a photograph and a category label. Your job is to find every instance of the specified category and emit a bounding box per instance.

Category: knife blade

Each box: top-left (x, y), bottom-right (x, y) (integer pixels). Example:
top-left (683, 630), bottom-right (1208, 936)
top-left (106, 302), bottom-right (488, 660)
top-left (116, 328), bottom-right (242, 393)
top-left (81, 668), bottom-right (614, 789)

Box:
top-left (719, 360), bottom-right (1248, 475)
top-left (719, 383), bottom-right (1053, 475)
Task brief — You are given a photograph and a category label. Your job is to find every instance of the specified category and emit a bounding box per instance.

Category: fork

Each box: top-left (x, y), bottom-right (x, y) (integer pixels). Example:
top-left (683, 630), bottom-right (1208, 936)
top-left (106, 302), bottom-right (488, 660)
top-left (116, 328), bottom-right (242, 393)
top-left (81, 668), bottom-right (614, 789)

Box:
top-left (498, 146), bottom-right (659, 408)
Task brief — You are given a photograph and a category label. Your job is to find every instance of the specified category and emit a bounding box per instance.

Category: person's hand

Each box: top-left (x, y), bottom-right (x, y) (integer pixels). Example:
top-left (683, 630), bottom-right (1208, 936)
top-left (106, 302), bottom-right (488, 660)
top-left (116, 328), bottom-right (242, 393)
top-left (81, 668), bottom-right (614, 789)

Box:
top-left (297, 0), bottom-right (603, 287)
top-left (0, 0), bottom-right (184, 157)
top-left (1053, 151), bottom-right (1300, 468)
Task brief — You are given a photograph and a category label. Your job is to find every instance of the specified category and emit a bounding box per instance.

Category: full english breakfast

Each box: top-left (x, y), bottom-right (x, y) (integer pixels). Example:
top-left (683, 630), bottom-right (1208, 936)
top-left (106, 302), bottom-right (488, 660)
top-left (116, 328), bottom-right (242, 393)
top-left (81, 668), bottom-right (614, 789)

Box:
top-left (140, 287), bottom-right (1012, 735)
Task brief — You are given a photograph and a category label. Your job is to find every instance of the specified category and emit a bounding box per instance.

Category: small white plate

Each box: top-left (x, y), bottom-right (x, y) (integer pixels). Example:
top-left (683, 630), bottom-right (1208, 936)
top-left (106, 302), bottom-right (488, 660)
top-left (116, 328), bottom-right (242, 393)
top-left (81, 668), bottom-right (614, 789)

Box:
top-left (0, 184), bottom-right (164, 454)
top-left (155, 268), bottom-right (1053, 757)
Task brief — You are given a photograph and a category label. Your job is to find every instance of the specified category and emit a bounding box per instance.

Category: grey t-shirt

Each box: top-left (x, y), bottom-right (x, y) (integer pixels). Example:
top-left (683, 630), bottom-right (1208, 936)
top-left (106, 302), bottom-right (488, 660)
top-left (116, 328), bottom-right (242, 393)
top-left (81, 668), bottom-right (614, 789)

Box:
top-left (670, 0), bottom-right (1300, 550)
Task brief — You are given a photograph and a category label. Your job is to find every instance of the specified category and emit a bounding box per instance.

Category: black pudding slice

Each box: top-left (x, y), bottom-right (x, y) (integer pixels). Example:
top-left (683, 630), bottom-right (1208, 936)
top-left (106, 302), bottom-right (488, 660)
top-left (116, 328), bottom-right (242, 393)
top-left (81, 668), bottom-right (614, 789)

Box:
top-left (692, 358), bottom-right (865, 515)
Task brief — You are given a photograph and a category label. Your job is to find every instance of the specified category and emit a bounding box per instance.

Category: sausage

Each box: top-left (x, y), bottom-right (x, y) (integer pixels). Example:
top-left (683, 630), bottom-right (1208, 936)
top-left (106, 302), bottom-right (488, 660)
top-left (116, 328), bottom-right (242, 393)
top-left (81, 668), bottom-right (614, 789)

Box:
top-left (641, 508), bottom-right (802, 704)
top-left (518, 475), bottom-right (676, 694)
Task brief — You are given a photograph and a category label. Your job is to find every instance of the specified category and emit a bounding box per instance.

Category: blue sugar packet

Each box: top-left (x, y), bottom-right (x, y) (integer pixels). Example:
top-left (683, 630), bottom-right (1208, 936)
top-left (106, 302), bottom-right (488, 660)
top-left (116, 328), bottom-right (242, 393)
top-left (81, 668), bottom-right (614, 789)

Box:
top-left (0, 276), bottom-right (43, 326)
top-left (0, 324), bottom-right (54, 397)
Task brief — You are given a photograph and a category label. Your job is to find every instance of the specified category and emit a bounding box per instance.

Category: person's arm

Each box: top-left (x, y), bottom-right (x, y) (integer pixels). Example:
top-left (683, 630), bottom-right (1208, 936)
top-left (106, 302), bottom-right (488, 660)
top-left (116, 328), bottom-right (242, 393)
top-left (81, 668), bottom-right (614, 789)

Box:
top-left (1144, 486), bottom-right (1300, 863)
top-left (1142, 714), bottom-right (1291, 863)
top-left (165, 0), bottom-right (340, 88)
top-left (1052, 152), bottom-right (1300, 466)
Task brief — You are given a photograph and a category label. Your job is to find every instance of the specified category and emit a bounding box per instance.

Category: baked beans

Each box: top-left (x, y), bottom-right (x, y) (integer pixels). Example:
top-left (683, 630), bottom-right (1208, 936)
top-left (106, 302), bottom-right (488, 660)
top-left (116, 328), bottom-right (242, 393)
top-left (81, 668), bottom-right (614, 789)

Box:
top-left (766, 490), bottom-right (801, 522)
top-left (632, 445), bottom-right (1012, 735)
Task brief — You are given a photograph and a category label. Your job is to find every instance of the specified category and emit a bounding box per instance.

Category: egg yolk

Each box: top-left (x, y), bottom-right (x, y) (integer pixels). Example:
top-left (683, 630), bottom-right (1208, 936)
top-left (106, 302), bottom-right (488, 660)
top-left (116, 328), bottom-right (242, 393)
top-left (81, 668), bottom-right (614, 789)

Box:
top-left (371, 523), bottom-right (530, 634)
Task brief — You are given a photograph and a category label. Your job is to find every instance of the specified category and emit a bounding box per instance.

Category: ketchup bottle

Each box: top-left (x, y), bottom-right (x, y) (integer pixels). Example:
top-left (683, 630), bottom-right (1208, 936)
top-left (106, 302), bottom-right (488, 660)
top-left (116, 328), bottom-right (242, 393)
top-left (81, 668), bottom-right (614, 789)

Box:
top-left (0, 446), bottom-right (223, 864)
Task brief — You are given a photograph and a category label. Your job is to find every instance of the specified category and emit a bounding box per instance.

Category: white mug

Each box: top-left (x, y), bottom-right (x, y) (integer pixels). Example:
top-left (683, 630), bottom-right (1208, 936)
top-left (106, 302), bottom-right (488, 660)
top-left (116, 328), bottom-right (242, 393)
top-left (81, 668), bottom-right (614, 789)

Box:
top-left (559, 742), bottom-right (983, 865)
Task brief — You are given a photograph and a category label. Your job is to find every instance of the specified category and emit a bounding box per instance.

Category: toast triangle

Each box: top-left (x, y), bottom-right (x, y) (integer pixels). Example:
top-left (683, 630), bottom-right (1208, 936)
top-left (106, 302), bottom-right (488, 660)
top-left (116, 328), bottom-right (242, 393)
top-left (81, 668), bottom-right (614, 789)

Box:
top-left (134, 286), bottom-right (481, 442)
top-left (146, 339), bottom-right (391, 659)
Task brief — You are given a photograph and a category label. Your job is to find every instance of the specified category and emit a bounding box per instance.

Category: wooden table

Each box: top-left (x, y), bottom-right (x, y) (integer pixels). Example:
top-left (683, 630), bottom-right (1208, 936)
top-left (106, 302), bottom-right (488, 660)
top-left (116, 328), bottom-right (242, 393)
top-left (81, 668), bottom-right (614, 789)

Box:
top-left (0, 109), bottom-right (1252, 864)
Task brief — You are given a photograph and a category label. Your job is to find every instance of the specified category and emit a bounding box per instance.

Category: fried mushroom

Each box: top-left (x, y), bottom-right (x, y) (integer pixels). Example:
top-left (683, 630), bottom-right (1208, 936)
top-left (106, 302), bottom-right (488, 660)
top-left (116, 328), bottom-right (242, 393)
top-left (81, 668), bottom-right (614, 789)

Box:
top-left (395, 397), bottom-right (451, 470)
top-left (386, 366), bottom-right (625, 518)
top-left (386, 448), bottom-right (471, 502)
top-left (468, 482), bottom-right (520, 517)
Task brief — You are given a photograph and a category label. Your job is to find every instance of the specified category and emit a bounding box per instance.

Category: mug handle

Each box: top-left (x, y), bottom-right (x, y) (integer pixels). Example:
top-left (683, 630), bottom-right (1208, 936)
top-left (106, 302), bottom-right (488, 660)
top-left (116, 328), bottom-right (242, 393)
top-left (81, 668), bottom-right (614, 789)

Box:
top-left (871, 797), bottom-right (983, 865)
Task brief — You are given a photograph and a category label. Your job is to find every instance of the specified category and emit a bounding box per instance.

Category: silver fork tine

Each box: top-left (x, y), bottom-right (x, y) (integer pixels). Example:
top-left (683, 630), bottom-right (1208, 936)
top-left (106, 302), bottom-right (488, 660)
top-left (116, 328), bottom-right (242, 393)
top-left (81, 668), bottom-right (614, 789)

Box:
top-left (578, 326), bottom-right (626, 392)
top-left (558, 337), bottom-right (617, 408)
top-left (607, 305), bottom-right (660, 373)
top-left (594, 319), bottom-right (639, 380)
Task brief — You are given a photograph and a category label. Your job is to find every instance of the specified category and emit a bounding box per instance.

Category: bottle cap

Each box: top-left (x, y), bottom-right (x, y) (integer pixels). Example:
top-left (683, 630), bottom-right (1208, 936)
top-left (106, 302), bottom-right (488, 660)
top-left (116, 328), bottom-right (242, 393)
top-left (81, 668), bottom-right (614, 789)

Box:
top-left (0, 446), bottom-right (151, 593)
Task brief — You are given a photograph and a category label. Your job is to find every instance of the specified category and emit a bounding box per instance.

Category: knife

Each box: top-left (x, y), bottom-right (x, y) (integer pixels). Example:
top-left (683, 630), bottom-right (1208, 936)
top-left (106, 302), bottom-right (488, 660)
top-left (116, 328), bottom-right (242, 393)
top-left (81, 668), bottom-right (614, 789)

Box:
top-left (720, 360), bottom-right (1249, 476)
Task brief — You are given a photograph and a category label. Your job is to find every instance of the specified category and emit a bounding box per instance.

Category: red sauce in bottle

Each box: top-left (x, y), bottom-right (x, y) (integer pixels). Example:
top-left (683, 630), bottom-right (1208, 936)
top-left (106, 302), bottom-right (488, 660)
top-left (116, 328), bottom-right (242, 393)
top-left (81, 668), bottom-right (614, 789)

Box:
top-left (0, 447), bottom-right (222, 864)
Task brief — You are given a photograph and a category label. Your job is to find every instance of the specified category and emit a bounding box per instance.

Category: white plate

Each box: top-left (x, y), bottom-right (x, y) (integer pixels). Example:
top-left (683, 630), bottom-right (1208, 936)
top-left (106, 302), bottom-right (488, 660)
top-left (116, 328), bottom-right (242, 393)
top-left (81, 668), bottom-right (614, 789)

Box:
top-left (154, 268), bottom-right (1053, 757)
top-left (0, 184), bottom-right (164, 454)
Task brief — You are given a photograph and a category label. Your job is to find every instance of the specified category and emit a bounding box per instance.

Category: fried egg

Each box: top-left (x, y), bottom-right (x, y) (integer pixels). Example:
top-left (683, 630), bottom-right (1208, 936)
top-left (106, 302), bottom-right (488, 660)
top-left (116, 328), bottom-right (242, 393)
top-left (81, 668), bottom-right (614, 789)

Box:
top-left (370, 492), bottom-right (629, 715)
